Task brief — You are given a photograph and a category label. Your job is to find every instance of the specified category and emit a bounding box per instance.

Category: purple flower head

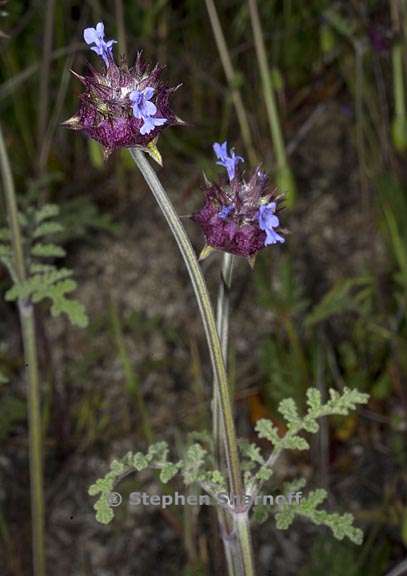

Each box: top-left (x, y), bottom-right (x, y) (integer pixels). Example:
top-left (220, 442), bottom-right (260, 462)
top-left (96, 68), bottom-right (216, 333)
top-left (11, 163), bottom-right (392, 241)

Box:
top-left (63, 46), bottom-right (183, 158)
top-left (192, 154), bottom-right (285, 259)
top-left (129, 87), bottom-right (167, 135)
top-left (258, 203), bottom-right (285, 245)
top-left (213, 141), bottom-right (244, 181)
top-left (83, 22), bottom-right (117, 66)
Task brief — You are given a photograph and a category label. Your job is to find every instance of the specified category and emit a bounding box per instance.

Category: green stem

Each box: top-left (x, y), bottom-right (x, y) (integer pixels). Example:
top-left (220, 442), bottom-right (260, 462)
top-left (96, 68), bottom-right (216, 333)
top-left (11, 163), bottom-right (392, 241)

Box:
top-left (248, 0), bottom-right (285, 165)
top-left (235, 512), bottom-right (256, 576)
top-left (213, 253), bottom-right (234, 461)
top-left (0, 124), bottom-right (46, 576)
top-left (393, 43), bottom-right (406, 118)
top-left (20, 301), bottom-right (46, 576)
top-left (247, 0), bottom-right (296, 205)
top-left (204, 0), bottom-right (258, 166)
top-left (391, 0), bottom-right (407, 151)
top-left (114, 0), bottom-right (127, 59)
top-left (214, 253), bottom-right (235, 576)
top-left (129, 149), bottom-right (255, 575)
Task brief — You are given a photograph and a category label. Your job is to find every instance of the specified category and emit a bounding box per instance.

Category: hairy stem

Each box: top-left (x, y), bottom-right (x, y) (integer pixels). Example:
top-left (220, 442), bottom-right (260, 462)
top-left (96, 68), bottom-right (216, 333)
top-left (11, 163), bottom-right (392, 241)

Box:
top-left (130, 149), bottom-right (255, 575)
top-left (214, 253), bottom-right (235, 576)
top-left (0, 124), bottom-right (46, 576)
top-left (213, 253), bottom-right (234, 464)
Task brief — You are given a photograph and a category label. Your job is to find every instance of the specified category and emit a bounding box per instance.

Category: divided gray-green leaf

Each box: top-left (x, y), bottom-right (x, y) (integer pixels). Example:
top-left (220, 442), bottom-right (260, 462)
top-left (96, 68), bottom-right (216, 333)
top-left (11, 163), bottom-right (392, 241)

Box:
top-left (275, 488), bottom-right (363, 545)
top-left (88, 440), bottom-right (225, 525)
top-left (0, 203), bottom-right (88, 328)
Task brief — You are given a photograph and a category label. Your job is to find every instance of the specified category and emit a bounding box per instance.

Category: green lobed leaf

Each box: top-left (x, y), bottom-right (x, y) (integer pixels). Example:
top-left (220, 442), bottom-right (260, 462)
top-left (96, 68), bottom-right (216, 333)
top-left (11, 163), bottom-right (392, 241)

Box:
top-left (278, 398), bottom-right (301, 426)
top-left (160, 462), bottom-right (180, 483)
top-left (34, 204), bottom-right (60, 223)
top-left (31, 243), bottom-right (66, 258)
top-left (33, 221), bottom-right (64, 238)
top-left (275, 488), bottom-right (363, 544)
top-left (255, 419), bottom-right (280, 444)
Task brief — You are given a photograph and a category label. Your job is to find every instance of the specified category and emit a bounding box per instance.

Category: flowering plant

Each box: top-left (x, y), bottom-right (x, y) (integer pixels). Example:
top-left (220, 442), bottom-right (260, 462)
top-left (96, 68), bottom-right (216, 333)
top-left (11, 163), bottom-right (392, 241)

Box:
top-left (193, 141), bottom-right (285, 259)
top-left (63, 22), bottom-right (183, 161)
top-left (61, 21), bottom-right (368, 576)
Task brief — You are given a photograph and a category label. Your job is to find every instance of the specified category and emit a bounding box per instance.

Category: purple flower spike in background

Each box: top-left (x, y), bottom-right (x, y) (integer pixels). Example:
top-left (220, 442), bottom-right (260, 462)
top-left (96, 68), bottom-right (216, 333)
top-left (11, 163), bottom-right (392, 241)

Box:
top-left (83, 22), bottom-right (117, 66)
top-left (64, 23), bottom-right (183, 159)
top-left (258, 202), bottom-right (285, 245)
top-left (213, 141), bottom-right (244, 181)
top-left (192, 149), bottom-right (285, 259)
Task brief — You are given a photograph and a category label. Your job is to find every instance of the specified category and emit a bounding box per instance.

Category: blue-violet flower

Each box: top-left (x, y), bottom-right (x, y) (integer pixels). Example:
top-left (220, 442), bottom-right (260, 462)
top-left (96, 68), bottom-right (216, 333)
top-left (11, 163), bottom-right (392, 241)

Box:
top-left (64, 22), bottom-right (183, 158)
top-left (192, 143), bottom-right (285, 258)
top-left (83, 22), bottom-right (117, 67)
top-left (213, 141), bottom-right (244, 181)
top-left (258, 203), bottom-right (285, 245)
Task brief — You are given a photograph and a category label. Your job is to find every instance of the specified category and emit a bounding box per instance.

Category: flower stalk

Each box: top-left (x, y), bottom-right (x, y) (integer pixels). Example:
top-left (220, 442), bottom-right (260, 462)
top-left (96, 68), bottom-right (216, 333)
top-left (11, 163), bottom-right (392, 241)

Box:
top-left (129, 148), bottom-right (255, 576)
top-left (214, 252), bottom-right (235, 576)
top-left (0, 124), bottom-right (46, 576)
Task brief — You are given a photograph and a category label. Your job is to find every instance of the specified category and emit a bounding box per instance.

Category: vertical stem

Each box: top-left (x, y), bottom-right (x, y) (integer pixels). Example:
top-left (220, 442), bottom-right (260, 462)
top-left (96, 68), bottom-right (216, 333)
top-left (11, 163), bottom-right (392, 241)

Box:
top-left (38, 0), bottom-right (55, 174)
top-left (213, 253), bottom-right (234, 458)
top-left (129, 149), bottom-right (255, 575)
top-left (247, 0), bottom-right (285, 166)
top-left (214, 253), bottom-right (235, 576)
top-left (0, 125), bottom-right (46, 576)
top-left (114, 0), bottom-right (127, 59)
top-left (204, 0), bottom-right (258, 166)
top-left (235, 512), bottom-right (256, 576)
top-left (393, 43), bottom-right (406, 118)
top-left (391, 0), bottom-right (407, 151)
top-left (247, 0), bottom-right (296, 205)
top-left (20, 301), bottom-right (46, 576)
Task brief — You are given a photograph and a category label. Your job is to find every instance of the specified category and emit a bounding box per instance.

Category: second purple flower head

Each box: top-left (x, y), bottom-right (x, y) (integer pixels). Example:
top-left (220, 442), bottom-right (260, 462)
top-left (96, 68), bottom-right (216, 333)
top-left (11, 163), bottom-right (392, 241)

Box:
top-left (192, 142), bottom-right (285, 260)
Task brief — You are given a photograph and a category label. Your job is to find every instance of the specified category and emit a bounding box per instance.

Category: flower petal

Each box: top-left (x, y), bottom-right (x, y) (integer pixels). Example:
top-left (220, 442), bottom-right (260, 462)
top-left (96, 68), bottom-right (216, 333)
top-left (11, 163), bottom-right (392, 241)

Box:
top-left (83, 27), bottom-right (98, 45)
top-left (95, 22), bottom-right (105, 38)
top-left (144, 100), bottom-right (157, 116)
top-left (152, 117), bottom-right (167, 127)
top-left (143, 87), bottom-right (155, 100)
top-left (140, 117), bottom-right (155, 135)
